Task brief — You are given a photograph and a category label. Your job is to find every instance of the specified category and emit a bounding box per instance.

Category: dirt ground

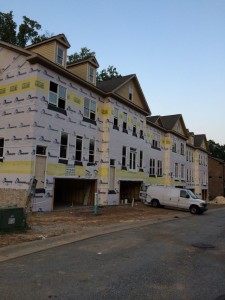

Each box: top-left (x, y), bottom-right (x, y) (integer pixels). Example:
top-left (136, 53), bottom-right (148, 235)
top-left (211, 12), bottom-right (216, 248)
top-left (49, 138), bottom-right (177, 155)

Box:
top-left (0, 202), bottom-right (223, 248)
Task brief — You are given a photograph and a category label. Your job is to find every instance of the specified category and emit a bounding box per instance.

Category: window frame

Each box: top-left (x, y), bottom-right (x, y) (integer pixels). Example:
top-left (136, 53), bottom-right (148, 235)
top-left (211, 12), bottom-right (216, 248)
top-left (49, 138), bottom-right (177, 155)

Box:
top-left (157, 160), bottom-right (163, 177)
top-left (139, 120), bottom-right (144, 139)
top-left (113, 107), bottom-right (119, 128)
top-left (0, 138), bottom-right (4, 162)
top-left (122, 112), bottom-right (128, 133)
top-left (75, 136), bottom-right (83, 165)
top-left (149, 158), bottom-right (155, 176)
top-left (174, 162), bottom-right (179, 179)
top-left (129, 148), bottom-right (137, 171)
top-left (88, 139), bottom-right (95, 165)
top-left (88, 65), bottom-right (95, 83)
top-left (59, 132), bottom-right (68, 161)
top-left (139, 150), bottom-right (143, 170)
top-left (122, 146), bottom-right (127, 170)
top-left (49, 81), bottom-right (67, 112)
top-left (56, 46), bottom-right (64, 66)
top-left (83, 97), bottom-right (96, 124)
top-left (133, 117), bottom-right (137, 136)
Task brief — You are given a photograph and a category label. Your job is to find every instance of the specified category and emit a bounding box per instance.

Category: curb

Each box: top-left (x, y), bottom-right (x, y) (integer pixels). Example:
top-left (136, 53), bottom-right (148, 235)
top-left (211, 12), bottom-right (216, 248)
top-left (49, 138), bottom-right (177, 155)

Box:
top-left (1, 206), bottom-right (224, 263)
top-left (0, 213), bottom-right (190, 262)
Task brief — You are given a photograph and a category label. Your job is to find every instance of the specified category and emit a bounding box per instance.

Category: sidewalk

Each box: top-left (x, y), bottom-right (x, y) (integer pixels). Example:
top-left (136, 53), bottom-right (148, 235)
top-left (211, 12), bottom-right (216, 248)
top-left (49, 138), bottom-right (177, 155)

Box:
top-left (0, 212), bottom-right (190, 262)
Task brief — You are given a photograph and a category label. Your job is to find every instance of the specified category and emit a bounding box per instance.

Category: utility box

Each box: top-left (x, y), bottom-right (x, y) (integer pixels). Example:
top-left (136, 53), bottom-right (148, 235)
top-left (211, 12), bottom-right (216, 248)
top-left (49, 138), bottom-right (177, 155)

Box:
top-left (0, 207), bottom-right (26, 231)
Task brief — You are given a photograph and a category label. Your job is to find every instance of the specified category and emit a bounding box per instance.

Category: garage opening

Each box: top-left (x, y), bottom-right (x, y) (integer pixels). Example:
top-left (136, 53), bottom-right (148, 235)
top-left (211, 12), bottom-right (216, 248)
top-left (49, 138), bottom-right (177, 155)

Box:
top-left (120, 181), bottom-right (143, 203)
top-left (54, 178), bottom-right (97, 208)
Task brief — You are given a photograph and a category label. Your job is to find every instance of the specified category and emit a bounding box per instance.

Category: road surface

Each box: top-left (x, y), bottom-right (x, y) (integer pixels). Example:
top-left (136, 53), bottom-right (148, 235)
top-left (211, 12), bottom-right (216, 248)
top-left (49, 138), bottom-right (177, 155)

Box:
top-left (0, 208), bottom-right (225, 300)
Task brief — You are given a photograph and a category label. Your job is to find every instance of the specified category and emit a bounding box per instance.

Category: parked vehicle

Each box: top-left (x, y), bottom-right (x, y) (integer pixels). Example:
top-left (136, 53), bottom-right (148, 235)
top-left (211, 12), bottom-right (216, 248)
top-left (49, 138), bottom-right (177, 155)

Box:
top-left (141, 185), bottom-right (207, 214)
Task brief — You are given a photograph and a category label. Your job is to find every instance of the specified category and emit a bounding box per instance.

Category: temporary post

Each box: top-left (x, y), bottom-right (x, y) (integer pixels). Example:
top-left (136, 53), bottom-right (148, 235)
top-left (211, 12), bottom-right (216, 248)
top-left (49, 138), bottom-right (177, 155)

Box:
top-left (94, 192), bottom-right (98, 215)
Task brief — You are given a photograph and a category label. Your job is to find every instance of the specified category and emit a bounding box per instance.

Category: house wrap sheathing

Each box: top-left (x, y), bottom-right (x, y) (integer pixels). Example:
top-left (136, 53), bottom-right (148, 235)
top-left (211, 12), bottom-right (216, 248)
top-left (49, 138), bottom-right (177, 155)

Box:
top-left (0, 34), bottom-right (208, 211)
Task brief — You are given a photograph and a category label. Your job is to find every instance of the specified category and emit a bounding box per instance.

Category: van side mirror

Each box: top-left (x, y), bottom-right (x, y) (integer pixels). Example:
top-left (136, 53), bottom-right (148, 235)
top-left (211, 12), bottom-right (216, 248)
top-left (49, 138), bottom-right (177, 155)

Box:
top-left (186, 194), bottom-right (190, 198)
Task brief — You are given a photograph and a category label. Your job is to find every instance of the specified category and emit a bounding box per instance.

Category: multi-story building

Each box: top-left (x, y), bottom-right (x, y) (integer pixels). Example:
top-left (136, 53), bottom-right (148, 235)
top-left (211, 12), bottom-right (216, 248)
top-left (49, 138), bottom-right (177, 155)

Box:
top-left (208, 156), bottom-right (225, 199)
top-left (0, 34), bottom-right (208, 211)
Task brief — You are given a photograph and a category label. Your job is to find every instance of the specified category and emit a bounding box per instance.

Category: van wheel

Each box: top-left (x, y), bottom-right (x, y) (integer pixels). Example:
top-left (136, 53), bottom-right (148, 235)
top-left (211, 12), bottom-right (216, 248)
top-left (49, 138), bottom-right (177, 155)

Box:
top-left (190, 205), bottom-right (199, 214)
top-left (151, 199), bottom-right (159, 208)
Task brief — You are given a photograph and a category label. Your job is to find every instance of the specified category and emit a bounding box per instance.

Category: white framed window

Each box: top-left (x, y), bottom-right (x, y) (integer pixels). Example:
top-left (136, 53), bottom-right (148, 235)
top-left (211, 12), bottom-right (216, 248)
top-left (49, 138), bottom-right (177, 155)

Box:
top-left (140, 150), bottom-right (143, 169)
top-left (175, 163), bottom-right (179, 178)
top-left (0, 138), bottom-right (4, 161)
top-left (49, 81), bottom-right (66, 110)
top-left (140, 120), bottom-right (144, 139)
top-left (129, 85), bottom-right (133, 100)
top-left (150, 158), bottom-right (155, 176)
top-left (57, 46), bottom-right (64, 66)
top-left (181, 164), bottom-right (185, 179)
top-left (133, 117), bottom-right (137, 136)
top-left (60, 132), bottom-right (68, 159)
top-left (157, 160), bottom-right (163, 177)
top-left (152, 133), bottom-right (160, 148)
top-left (114, 108), bottom-right (119, 127)
top-left (88, 65), bottom-right (95, 83)
top-left (88, 139), bottom-right (95, 164)
top-left (75, 136), bottom-right (83, 162)
top-left (172, 141), bottom-right (177, 153)
top-left (129, 148), bottom-right (137, 171)
top-left (180, 143), bottom-right (185, 155)
top-left (84, 98), bottom-right (96, 121)
top-left (122, 146), bottom-right (126, 168)
top-left (123, 112), bottom-right (127, 132)
top-left (36, 145), bottom-right (46, 156)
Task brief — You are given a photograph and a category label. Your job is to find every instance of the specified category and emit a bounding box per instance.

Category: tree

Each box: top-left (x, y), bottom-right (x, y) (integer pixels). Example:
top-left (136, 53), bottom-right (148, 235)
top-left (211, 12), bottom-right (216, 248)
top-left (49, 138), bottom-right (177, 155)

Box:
top-left (208, 140), bottom-right (225, 160)
top-left (0, 11), bottom-right (52, 47)
top-left (97, 65), bottom-right (121, 82)
top-left (0, 11), bottom-right (17, 45)
top-left (67, 47), bottom-right (96, 64)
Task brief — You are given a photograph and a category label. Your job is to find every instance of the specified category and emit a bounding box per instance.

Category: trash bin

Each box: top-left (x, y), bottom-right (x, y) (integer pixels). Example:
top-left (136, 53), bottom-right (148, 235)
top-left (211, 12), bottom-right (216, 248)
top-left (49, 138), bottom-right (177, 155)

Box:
top-left (0, 207), bottom-right (25, 231)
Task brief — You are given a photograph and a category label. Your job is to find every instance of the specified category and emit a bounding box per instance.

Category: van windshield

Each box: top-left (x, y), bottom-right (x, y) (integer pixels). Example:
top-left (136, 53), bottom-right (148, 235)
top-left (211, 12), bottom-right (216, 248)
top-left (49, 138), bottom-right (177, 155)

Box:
top-left (187, 190), bottom-right (198, 199)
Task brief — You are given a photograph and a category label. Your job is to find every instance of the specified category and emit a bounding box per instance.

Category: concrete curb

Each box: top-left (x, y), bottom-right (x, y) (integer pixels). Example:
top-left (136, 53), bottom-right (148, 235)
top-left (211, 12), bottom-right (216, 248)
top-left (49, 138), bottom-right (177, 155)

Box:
top-left (1, 206), bottom-right (224, 263)
top-left (0, 213), bottom-right (190, 262)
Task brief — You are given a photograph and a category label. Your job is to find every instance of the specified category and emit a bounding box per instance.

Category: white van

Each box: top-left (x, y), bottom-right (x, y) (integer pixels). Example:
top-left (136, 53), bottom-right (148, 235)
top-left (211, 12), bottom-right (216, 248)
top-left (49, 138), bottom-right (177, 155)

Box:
top-left (144, 185), bottom-right (207, 214)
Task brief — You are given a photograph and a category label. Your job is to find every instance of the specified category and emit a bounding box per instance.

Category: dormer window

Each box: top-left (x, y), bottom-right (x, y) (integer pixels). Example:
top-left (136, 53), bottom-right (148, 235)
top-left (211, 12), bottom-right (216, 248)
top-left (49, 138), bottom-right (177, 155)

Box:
top-left (57, 46), bottom-right (64, 66)
top-left (129, 86), bottom-right (133, 101)
top-left (88, 65), bottom-right (95, 83)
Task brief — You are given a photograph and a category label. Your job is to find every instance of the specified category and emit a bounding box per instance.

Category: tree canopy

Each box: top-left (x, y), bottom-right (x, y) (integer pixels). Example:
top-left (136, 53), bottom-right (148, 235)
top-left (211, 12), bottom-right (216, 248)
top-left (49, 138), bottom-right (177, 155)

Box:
top-left (67, 47), bottom-right (96, 64)
top-left (1, 11), bottom-right (121, 82)
top-left (68, 48), bottom-right (122, 82)
top-left (97, 65), bottom-right (121, 82)
top-left (0, 11), bottom-right (52, 47)
top-left (208, 140), bottom-right (225, 161)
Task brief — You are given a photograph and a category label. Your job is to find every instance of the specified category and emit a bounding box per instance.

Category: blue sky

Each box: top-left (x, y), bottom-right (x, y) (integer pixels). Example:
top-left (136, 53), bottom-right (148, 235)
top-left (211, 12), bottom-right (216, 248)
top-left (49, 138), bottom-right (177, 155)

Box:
top-left (1, 0), bottom-right (225, 144)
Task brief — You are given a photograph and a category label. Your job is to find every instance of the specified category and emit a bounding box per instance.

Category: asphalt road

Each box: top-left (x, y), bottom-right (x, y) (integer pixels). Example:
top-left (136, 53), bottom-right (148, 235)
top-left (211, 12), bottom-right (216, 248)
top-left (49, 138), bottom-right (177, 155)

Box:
top-left (0, 208), bottom-right (225, 300)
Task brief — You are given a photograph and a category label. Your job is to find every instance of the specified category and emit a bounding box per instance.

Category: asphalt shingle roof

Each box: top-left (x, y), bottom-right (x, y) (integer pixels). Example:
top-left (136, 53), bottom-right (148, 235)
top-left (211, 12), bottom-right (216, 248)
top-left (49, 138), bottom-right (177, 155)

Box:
top-left (96, 75), bottom-right (134, 93)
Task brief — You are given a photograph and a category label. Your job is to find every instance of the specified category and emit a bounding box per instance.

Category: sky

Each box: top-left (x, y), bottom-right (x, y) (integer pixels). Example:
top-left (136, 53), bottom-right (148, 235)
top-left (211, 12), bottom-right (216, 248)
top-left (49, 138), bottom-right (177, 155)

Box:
top-left (1, 0), bottom-right (225, 144)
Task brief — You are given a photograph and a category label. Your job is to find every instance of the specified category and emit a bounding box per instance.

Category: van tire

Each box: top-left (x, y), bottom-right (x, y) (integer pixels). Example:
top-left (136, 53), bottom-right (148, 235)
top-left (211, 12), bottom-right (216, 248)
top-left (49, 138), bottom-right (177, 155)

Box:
top-left (190, 205), bottom-right (199, 214)
top-left (151, 199), bottom-right (160, 208)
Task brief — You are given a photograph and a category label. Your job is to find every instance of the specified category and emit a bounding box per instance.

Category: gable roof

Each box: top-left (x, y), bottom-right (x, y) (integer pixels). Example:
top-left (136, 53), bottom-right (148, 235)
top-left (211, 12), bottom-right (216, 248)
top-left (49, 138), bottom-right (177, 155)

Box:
top-left (146, 114), bottom-right (189, 139)
top-left (194, 134), bottom-right (208, 150)
top-left (97, 75), bottom-right (134, 92)
top-left (67, 56), bottom-right (99, 68)
top-left (97, 74), bottom-right (151, 114)
top-left (160, 114), bottom-right (181, 130)
top-left (26, 33), bottom-right (71, 49)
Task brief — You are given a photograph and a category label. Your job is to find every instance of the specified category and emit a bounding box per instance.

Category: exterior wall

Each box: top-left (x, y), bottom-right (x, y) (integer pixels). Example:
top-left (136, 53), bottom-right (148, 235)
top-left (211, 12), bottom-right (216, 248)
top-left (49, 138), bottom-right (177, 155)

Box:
top-left (208, 157), bottom-right (224, 199)
top-left (28, 41), bottom-right (57, 64)
top-left (0, 48), bottom-right (38, 207)
top-left (67, 63), bottom-right (88, 82)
